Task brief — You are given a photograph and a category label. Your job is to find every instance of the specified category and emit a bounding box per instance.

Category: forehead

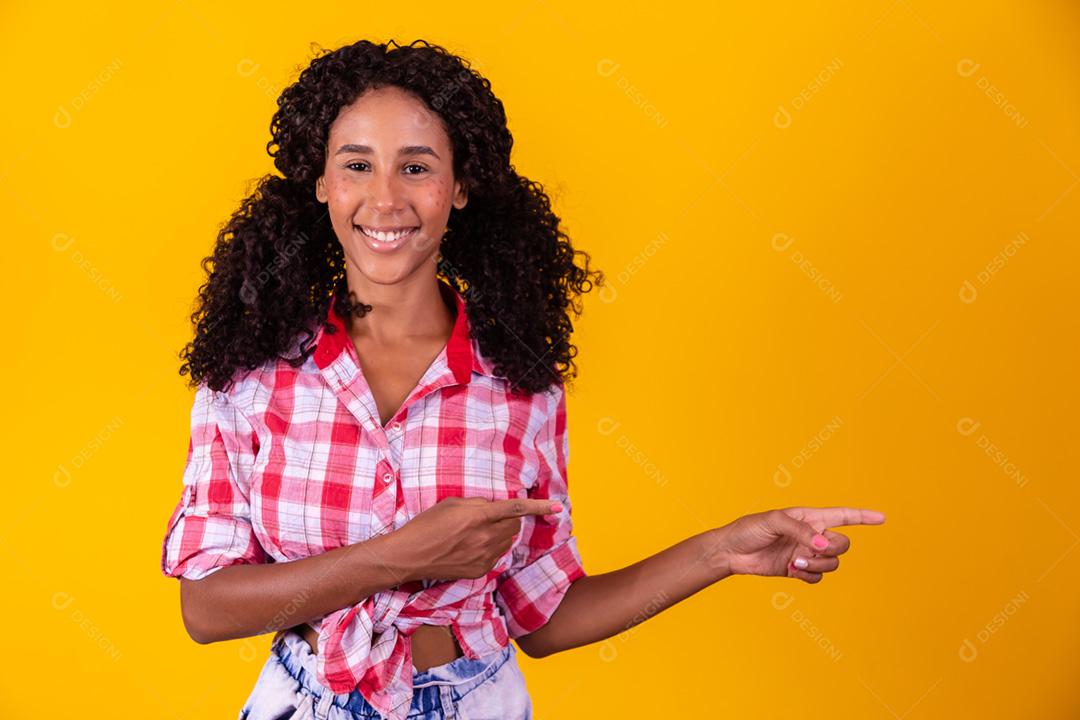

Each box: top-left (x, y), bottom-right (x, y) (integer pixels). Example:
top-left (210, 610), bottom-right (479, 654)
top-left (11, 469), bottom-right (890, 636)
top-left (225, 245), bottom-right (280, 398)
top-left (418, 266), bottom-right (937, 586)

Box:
top-left (327, 86), bottom-right (449, 148)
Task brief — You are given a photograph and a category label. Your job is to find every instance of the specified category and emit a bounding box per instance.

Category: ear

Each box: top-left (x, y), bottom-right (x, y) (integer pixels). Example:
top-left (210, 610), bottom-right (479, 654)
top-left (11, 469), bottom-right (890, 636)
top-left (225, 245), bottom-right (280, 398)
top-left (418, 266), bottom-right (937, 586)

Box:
top-left (452, 178), bottom-right (468, 210)
top-left (315, 175), bottom-right (327, 204)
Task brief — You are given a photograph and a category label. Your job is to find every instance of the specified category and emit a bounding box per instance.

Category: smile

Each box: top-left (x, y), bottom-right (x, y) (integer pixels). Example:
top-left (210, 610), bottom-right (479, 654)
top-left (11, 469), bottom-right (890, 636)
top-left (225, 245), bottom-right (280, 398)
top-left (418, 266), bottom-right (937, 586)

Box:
top-left (356, 225), bottom-right (419, 243)
top-left (354, 225), bottom-right (421, 254)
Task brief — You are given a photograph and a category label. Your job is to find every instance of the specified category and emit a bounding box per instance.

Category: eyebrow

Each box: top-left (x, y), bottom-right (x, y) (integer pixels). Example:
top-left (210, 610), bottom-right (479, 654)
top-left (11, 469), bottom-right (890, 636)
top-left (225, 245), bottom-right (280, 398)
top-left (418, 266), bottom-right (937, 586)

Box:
top-left (333, 143), bottom-right (441, 160)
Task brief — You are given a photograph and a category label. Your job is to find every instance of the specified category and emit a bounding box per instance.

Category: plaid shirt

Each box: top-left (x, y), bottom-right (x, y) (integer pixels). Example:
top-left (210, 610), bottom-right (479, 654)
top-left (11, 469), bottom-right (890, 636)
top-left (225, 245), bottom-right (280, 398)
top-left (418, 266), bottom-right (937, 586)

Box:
top-left (161, 279), bottom-right (586, 720)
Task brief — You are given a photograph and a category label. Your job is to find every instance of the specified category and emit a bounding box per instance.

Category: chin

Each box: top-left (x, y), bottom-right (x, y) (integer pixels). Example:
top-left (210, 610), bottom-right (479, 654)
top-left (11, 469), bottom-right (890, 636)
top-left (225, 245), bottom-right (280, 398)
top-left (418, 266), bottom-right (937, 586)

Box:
top-left (355, 258), bottom-right (431, 286)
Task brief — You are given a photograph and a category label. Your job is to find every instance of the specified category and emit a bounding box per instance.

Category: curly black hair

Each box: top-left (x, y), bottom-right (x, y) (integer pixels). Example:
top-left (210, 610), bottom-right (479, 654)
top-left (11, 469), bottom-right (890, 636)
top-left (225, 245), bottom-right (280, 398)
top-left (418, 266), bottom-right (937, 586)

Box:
top-left (178, 38), bottom-right (604, 396)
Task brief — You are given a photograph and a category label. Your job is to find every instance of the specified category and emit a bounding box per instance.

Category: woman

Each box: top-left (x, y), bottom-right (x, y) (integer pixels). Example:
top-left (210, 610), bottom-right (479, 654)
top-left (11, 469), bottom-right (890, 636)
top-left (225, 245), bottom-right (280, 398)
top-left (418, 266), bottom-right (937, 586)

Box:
top-left (161, 39), bottom-right (886, 720)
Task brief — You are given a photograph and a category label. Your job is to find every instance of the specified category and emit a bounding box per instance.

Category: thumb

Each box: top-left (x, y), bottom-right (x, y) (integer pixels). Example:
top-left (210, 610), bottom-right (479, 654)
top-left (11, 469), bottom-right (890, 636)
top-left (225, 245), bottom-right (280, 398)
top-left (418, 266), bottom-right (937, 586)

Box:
top-left (767, 510), bottom-right (830, 552)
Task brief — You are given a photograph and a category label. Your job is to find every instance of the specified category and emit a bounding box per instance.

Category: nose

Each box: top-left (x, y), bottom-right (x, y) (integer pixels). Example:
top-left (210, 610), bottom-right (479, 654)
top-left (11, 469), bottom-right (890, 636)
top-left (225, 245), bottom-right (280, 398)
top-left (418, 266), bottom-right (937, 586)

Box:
top-left (369, 169), bottom-right (404, 213)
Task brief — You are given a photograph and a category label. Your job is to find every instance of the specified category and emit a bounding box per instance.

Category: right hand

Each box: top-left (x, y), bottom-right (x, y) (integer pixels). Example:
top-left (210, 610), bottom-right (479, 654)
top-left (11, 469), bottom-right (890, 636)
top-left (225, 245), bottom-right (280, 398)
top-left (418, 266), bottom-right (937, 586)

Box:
top-left (395, 496), bottom-right (562, 581)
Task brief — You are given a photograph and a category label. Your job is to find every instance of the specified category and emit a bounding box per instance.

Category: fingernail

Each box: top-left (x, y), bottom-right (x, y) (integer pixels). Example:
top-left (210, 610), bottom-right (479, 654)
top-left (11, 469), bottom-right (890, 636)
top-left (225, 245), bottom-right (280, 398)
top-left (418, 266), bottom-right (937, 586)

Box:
top-left (788, 562), bottom-right (798, 572)
top-left (812, 534), bottom-right (828, 550)
top-left (550, 502), bottom-right (563, 513)
top-left (793, 557), bottom-right (808, 569)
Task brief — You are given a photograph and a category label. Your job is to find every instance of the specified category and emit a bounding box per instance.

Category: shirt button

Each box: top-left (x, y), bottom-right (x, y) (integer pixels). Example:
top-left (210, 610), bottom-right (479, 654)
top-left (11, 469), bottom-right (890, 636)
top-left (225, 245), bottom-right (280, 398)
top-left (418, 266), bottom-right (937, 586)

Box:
top-left (382, 472), bottom-right (394, 484)
top-left (391, 421), bottom-right (401, 431)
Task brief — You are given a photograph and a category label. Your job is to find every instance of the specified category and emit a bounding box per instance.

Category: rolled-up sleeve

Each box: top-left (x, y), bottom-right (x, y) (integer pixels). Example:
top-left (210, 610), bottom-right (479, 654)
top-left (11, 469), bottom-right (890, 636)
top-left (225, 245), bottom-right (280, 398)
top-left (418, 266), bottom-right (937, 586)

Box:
top-left (494, 382), bottom-right (587, 639)
top-left (161, 382), bottom-right (268, 581)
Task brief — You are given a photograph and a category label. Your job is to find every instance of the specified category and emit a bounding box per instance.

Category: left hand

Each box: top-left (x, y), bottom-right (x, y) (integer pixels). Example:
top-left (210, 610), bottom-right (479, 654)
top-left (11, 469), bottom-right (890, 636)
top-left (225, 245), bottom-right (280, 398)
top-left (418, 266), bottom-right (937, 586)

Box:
top-left (714, 506), bottom-right (887, 583)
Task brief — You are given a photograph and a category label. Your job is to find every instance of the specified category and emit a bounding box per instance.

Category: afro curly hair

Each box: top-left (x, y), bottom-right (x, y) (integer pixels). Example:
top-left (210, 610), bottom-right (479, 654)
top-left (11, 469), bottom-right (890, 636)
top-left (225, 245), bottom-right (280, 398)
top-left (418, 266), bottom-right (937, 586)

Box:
top-left (178, 38), bottom-right (604, 396)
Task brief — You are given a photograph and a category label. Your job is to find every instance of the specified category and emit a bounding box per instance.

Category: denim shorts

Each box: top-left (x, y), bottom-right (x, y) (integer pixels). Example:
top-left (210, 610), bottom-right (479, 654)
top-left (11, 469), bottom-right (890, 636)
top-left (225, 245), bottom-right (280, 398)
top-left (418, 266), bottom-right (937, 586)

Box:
top-left (238, 629), bottom-right (533, 719)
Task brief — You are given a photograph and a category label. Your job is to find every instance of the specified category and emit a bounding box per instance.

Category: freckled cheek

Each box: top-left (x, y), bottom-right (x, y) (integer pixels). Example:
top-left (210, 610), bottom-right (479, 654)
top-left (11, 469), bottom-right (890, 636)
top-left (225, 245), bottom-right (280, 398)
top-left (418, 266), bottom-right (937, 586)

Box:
top-left (326, 182), bottom-right (360, 215)
top-left (424, 181), bottom-right (451, 212)
top-left (327, 181), bottom-right (352, 203)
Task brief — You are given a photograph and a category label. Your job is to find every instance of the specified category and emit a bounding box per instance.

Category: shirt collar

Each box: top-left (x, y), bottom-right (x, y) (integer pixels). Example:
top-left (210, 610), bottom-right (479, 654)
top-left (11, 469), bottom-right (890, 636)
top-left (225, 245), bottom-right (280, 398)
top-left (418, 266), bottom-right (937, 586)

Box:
top-left (311, 278), bottom-right (497, 383)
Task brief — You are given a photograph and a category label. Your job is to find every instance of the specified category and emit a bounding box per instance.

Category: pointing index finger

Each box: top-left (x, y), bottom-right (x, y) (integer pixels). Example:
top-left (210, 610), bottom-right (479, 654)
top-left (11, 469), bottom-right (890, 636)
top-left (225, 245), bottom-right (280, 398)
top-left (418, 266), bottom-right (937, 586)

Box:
top-left (805, 507), bottom-right (887, 529)
top-left (491, 498), bottom-right (562, 519)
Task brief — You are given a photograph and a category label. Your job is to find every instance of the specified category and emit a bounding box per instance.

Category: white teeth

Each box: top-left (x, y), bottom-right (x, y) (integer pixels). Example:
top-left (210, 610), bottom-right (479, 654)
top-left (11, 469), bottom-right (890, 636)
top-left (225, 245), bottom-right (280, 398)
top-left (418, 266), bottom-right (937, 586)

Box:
top-left (360, 226), bottom-right (417, 243)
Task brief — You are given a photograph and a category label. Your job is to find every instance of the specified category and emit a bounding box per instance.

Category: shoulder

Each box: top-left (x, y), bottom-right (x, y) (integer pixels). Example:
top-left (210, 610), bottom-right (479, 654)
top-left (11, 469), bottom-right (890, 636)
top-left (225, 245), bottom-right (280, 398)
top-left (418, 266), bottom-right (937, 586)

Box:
top-left (469, 335), bottom-right (565, 403)
top-left (517, 380), bottom-right (567, 442)
top-left (209, 349), bottom-right (321, 422)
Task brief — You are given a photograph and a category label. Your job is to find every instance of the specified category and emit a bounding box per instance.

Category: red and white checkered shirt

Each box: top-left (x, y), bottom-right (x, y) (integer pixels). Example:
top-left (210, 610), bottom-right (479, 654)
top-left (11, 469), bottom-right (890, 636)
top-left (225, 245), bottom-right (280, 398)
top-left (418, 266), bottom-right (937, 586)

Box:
top-left (161, 279), bottom-right (586, 720)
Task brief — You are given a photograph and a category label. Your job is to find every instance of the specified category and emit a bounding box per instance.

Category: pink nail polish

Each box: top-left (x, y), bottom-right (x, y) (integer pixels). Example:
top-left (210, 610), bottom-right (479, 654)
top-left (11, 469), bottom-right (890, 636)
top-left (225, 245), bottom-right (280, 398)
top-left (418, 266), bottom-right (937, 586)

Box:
top-left (550, 502), bottom-right (563, 514)
top-left (812, 534), bottom-right (828, 550)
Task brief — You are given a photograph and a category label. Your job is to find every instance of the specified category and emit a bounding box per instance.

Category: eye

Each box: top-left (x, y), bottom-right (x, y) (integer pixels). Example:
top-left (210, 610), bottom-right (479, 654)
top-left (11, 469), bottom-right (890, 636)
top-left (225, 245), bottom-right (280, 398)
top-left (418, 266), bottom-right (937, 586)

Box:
top-left (343, 161), bottom-right (428, 174)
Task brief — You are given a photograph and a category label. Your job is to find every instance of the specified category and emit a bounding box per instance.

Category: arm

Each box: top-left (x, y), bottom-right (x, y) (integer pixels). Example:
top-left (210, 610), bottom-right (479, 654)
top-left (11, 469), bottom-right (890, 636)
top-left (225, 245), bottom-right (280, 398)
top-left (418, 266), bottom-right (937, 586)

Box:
top-left (179, 529), bottom-right (420, 644)
top-left (515, 506), bottom-right (886, 658)
top-left (514, 527), bottom-right (727, 658)
top-left (167, 386), bottom-right (563, 646)
top-left (165, 383), bottom-right (415, 644)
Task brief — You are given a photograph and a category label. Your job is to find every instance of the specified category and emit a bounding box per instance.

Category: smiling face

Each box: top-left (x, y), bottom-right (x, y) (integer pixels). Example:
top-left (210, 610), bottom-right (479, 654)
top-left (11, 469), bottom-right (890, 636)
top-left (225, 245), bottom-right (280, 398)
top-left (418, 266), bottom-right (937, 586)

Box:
top-left (315, 85), bottom-right (468, 289)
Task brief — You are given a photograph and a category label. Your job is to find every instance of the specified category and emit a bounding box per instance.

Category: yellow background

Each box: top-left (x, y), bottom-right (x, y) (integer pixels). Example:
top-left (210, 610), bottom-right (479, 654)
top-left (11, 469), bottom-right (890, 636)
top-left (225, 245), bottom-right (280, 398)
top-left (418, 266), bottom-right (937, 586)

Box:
top-left (2, 1), bottom-right (1077, 717)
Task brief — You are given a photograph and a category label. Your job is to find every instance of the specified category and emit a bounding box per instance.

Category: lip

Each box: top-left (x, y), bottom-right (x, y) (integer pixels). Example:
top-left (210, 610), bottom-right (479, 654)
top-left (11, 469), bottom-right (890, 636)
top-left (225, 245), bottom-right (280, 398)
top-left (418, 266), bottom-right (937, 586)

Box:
top-left (354, 224), bottom-right (419, 254)
top-left (360, 225), bottom-right (420, 233)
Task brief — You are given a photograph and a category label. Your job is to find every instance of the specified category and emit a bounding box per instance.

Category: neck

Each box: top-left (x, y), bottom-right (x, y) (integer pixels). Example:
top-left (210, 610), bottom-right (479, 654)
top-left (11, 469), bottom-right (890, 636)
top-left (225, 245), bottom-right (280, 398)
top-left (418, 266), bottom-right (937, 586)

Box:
top-left (344, 270), bottom-right (455, 346)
